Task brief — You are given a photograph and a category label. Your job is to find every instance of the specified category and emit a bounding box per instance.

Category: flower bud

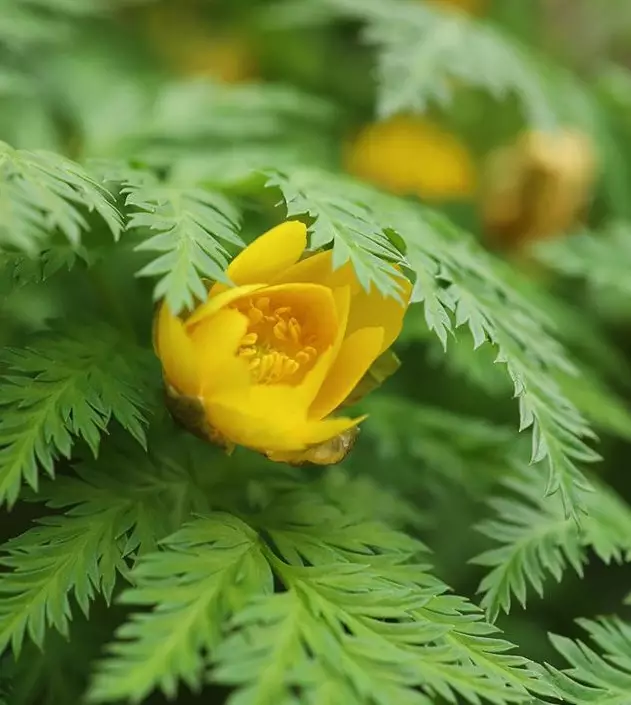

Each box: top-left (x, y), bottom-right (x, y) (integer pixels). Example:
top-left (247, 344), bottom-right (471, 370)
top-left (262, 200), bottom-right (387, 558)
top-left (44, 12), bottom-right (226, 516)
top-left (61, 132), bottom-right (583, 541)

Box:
top-left (482, 129), bottom-right (596, 251)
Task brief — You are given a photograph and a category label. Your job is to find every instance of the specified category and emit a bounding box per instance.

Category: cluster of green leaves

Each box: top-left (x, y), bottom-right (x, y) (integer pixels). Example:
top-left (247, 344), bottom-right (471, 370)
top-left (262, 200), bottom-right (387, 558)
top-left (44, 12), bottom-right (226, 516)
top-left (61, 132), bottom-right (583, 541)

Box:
top-left (89, 481), bottom-right (547, 705)
top-left (0, 328), bottom-right (148, 506)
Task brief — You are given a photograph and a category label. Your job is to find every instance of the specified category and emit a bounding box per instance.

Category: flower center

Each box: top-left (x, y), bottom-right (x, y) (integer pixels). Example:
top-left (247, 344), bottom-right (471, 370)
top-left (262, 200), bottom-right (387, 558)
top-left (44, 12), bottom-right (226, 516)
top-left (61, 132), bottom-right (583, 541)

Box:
top-left (233, 295), bottom-right (318, 385)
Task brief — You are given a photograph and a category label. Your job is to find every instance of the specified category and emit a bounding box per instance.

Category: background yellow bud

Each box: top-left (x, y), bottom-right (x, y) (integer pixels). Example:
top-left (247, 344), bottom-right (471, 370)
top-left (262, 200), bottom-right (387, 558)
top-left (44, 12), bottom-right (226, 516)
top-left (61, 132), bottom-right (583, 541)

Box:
top-left (427, 0), bottom-right (487, 15)
top-left (482, 129), bottom-right (597, 250)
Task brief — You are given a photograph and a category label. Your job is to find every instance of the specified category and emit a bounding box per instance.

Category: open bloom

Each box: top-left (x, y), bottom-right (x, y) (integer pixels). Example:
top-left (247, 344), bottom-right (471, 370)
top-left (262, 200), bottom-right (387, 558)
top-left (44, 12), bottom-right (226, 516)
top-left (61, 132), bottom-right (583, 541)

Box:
top-left (155, 221), bottom-right (411, 461)
top-left (345, 115), bottom-right (476, 202)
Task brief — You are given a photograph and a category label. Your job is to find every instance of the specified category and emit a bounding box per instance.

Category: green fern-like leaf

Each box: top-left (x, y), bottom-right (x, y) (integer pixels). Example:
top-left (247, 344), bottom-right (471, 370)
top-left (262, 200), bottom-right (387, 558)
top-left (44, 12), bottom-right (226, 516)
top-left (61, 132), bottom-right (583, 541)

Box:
top-left (533, 224), bottom-right (631, 301)
top-left (0, 142), bottom-right (122, 254)
top-left (473, 463), bottom-right (631, 621)
top-left (263, 167), bottom-right (599, 516)
top-left (361, 188), bottom-right (597, 518)
top-left (125, 173), bottom-right (243, 315)
top-left (0, 437), bottom-right (210, 659)
top-left (0, 508), bottom-right (127, 657)
top-left (266, 168), bottom-right (407, 299)
top-left (0, 327), bottom-right (149, 507)
top-left (88, 515), bottom-right (273, 703)
top-left (320, 0), bottom-right (557, 127)
top-left (361, 395), bottom-right (515, 496)
top-left (89, 484), bottom-right (544, 704)
top-left (548, 618), bottom-right (631, 704)
top-left (211, 489), bottom-right (541, 705)
top-left (148, 79), bottom-right (337, 144)
top-left (406, 210), bottom-right (596, 517)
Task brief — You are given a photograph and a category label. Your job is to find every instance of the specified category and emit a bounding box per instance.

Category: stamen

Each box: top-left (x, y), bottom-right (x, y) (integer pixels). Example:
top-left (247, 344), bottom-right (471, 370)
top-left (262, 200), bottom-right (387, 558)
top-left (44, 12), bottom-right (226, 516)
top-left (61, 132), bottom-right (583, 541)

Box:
top-left (295, 351), bottom-right (310, 365)
top-left (241, 332), bottom-right (258, 346)
top-left (273, 320), bottom-right (287, 341)
top-left (248, 307), bottom-right (263, 325)
top-left (233, 295), bottom-right (319, 385)
top-left (258, 354), bottom-right (274, 381)
top-left (257, 297), bottom-right (270, 312)
top-left (288, 318), bottom-right (301, 343)
top-left (285, 359), bottom-right (300, 376)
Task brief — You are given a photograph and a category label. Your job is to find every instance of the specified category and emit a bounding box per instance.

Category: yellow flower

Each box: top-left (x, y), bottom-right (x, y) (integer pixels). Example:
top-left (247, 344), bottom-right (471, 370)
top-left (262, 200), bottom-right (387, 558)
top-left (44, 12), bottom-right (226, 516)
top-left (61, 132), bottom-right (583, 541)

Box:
top-left (143, 5), bottom-right (256, 83)
top-left (482, 129), bottom-right (596, 250)
top-left (154, 221), bottom-right (411, 462)
top-left (429, 0), bottom-right (487, 15)
top-left (173, 34), bottom-right (256, 83)
top-left (344, 115), bottom-right (476, 202)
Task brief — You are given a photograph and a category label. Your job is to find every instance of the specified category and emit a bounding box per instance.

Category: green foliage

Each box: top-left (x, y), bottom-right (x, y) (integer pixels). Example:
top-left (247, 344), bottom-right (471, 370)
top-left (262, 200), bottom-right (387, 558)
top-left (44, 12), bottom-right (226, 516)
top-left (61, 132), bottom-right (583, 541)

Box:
top-left (534, 223), bottom-right (631, 301)
top-left (89, 515), bottom-right (272, 703)
top-left (89, 485), bottom-right (545, 705)
top-left (474, 463), bottom-right (631, 621)
top-left (125, 174), bottom-right (243, 314)
top-left (0, 142), bottom-right (121, 253)
top-left (320, 0), bottom-right (558, 127)
top-left (132, 80), bottom-right (340, 187)
top-left (0, 434), bottom-right (218, 660)
top-left (548, 618), bottom-right (631, 704)
top-left (267, 169), bottom-right (406, 298)
top-left (0, 328), bottom-right (148, 506)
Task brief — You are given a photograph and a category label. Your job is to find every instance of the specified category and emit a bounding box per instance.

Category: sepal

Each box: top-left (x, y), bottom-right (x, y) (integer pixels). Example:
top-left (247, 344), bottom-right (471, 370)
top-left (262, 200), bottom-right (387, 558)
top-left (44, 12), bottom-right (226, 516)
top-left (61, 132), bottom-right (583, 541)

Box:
top-left (164, 382), bottom-right (235, 453)
top-left (340, 349), bottom-right (401, 409)
top-left (264, 427), bottom-right (359, 467)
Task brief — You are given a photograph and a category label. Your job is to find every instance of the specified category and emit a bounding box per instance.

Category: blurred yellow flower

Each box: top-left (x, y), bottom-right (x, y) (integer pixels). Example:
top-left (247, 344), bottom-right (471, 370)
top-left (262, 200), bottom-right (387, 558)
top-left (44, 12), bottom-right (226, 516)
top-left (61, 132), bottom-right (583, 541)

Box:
top-left (345, 115), bottom-right (476, 202)
top-left (144, 5), bottom-right (256, 83)
top-left (154, 221), bottom-right (411, 463)
top-left (428, 0), bottom-right (487, 15)
top-left (482, 129), bottom-right (596, 250)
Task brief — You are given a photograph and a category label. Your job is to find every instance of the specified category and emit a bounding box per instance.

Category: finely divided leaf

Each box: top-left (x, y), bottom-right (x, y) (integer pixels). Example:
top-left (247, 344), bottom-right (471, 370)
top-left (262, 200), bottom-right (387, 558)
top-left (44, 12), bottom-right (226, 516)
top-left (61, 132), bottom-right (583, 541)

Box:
top-left (88, 515), bottom-right (272, 704)
top-left (0, 328), bottom-right (149, 507)
top-left (0, 439), bottom-right (211, 660)
top-left (126, 175), bottom-right (243, 315)
top-left (0, 142), bottom-right (121, 253)
top-left (548, 618), bottom-right (631, 704)
top-left (474, 463), bottom-right (631, 621)
top-left (211, 489), bottom-right (540, 705)
top-left (266, 168), bottom-right (407, 299)
top-left (323, 0), bottom-right (557, 127)
top-left (380, 199), bottom-right (598, 518)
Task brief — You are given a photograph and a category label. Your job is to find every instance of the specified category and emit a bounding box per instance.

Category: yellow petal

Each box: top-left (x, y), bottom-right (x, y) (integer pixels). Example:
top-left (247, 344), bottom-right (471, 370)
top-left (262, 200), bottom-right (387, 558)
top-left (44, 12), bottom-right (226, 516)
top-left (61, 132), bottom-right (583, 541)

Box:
top-left (155, 302), bottom-right (200, 397)
top-left (205, 400), bottom-right (365, 453)
top-left (204, 401), bottom-right (306, 452)
top-left (347, 273), bottom-right (412, 355)
top-left (298, 414), bottom-right (367, 446)
top-left (291, 284), bottom-right (351, 406)
top-left (211, 220), bottom-right (307, 296)
top-left (188, 308), bottom-right (251, 399)
top-left (309, 327), bottom-right (384, 419)
top-left (275, 249), bottom-right (411, 355)
top-left (185, 283), bottom-right (264, 331)
top-left (272, 249), bottom-right (361, 295)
